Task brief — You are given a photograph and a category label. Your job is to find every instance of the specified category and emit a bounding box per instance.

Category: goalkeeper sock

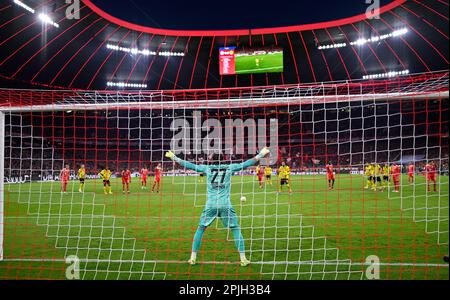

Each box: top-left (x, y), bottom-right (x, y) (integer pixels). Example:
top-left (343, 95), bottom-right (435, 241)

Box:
top-left (239, 252), bottom-right (247, 261)
top-left (192, 226), bottom-right (206, 252)
top-left (232, 227), bottom-right (245, 253)
top-left (190, 252), bottom-right (197, 260)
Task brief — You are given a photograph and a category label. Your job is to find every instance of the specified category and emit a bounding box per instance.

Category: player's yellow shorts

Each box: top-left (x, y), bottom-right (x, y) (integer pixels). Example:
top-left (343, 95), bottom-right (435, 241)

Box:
top-left (280, 178), bottom-right (289, 185)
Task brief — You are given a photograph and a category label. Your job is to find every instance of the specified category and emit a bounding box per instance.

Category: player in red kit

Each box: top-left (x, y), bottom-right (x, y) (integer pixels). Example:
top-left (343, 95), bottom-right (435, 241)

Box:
top-left (408, 163), bottom-right (415, 183)
top-left (140, 166), bottom-right (149, 189)
top-left (426, 162), bottom-right (437, 192)
top-left (60, 164), bottom-right (71, 194)
top-left (326, 163), bottom-right (335, 190)
top-left (121, 168), bottom-right (132, 194)
top-left (152, 164), bottom-right (162, 193)
top-left (391, 164), bottom-right (401, 193)
top-left (256, 165), bottom-right (264, 189)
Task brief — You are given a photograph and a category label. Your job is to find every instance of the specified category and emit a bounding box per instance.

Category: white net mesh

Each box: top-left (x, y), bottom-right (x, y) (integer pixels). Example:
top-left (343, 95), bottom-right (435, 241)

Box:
top-left (0, 72), bottom-right (448, 280)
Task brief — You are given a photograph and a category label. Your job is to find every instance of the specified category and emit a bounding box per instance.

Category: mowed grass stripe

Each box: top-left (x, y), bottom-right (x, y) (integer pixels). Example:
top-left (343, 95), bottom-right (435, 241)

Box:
top-left (1, 174), bottom-right (448, 279)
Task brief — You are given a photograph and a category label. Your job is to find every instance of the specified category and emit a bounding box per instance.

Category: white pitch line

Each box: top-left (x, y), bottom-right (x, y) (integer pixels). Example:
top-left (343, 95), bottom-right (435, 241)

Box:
top-left (4, 215), bottom-right (449, 220)
top-left (2, 258), bottom-right (448, 268)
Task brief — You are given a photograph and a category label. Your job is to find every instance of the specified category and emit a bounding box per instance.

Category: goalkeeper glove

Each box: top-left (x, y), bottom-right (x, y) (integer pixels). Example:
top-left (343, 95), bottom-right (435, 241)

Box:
top-left (165, 151), bottom-right (175, 160)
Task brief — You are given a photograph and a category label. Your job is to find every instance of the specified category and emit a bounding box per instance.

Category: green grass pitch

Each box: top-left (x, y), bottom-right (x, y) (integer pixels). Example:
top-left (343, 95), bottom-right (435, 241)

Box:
top-left (1, 174), bottom-right (448, 280)
top-left (235, 52), bottom-right (283, 74)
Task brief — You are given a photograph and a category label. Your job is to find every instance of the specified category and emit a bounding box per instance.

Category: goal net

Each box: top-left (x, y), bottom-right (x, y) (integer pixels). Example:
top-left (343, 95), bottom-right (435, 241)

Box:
top-left (0, 72), bottom-right (448, 280)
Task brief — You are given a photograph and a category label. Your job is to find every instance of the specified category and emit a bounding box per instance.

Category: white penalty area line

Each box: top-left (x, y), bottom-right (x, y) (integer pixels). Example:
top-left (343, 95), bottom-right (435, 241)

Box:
top-left (4, 215), bottom-right (449, 220)
top-left (2, 258), bottom-right (448, 268)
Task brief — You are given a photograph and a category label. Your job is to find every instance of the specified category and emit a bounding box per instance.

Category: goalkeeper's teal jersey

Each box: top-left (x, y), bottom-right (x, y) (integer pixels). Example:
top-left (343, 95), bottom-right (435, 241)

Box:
top-left (174, 157), bottom-right (257, 208)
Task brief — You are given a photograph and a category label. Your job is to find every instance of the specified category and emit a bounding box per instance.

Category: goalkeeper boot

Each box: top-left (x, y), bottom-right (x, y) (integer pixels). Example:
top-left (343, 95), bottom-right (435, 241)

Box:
top-left (240, 258), bottom-right (251, 267)
top-left (188, 258), bottom-right (196, 265)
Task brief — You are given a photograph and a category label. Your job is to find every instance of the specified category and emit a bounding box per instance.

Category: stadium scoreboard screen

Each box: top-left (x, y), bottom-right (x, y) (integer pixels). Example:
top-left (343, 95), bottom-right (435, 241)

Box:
top-left (219, 47), bottom-right (284, 75)
top-left (219, 47), bottom-right (237, 75)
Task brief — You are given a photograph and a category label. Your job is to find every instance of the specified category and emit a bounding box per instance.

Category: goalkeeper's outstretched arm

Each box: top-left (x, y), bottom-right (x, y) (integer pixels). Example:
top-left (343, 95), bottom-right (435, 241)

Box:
top-left (165, 151), bottom-right (207, 173)
top-left (165, 147), bottom-right (270, 172)
top-left (230, 147), bottom-right (271, 172)
top-left (231, 147), bottom-right (270, 172)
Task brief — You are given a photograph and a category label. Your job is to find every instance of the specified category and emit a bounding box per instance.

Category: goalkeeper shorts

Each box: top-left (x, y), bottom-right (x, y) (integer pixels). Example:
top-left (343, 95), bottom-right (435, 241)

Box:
top-left (198, 207), bottom-right (239, 228)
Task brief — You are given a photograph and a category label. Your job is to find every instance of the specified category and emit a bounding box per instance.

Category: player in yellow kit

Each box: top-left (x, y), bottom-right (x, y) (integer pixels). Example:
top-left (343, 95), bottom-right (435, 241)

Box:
top-left (99, 167), bottom-right (113, 195)
top-left (381, 164), bottom-right (390, 191)
top-left (364, 164), bottom-right (374, 190)
top-left (373, 163), bottom-right (382, 191)
top-left (278, 162), bottom-right (292, 193)
top-left (78, 164), bottom-right (86, 193)
top-left (264, 166), bottom-right (273, 185)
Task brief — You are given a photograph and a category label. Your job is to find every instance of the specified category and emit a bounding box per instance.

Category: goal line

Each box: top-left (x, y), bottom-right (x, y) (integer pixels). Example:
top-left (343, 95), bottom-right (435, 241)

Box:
top-left (2, 258), bottom-right (448, 268)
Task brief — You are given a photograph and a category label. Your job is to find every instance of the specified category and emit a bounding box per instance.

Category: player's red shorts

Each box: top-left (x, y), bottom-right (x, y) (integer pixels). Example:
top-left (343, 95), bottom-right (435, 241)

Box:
top-left (327, 174), bottom-right (335, 181)
top-left (61, 180), bottom-right (68, 184)
top-left (392, 176), bottom-right (400, 183)
top-left (427, 175), bottom-right (436, 182)
top-left (154, 176), bottom-right (161, 183)
top-left (408, 173), bottom-right (414, 177)
top-left (142, 176), bottom-right (147, 182)
top-left (258, 175), bottom-right (263, 182)
top-left (122, 179), bottom-right (130, 184)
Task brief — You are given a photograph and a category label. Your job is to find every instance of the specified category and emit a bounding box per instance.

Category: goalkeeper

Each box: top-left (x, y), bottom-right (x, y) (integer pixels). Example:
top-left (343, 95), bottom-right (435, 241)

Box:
top-left (165, 147), bottom-right (270, 267)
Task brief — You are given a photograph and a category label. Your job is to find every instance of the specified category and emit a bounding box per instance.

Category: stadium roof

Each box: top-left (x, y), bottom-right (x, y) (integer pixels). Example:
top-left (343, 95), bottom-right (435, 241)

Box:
top-left (0, 0), bottom-right (448, 90)
top-left (88, 0), bottom-right (395, 31)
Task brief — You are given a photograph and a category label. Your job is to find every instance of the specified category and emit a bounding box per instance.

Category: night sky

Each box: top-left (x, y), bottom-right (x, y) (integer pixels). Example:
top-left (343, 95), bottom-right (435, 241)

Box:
top-left (91, 0), bottom-right (394, 30)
